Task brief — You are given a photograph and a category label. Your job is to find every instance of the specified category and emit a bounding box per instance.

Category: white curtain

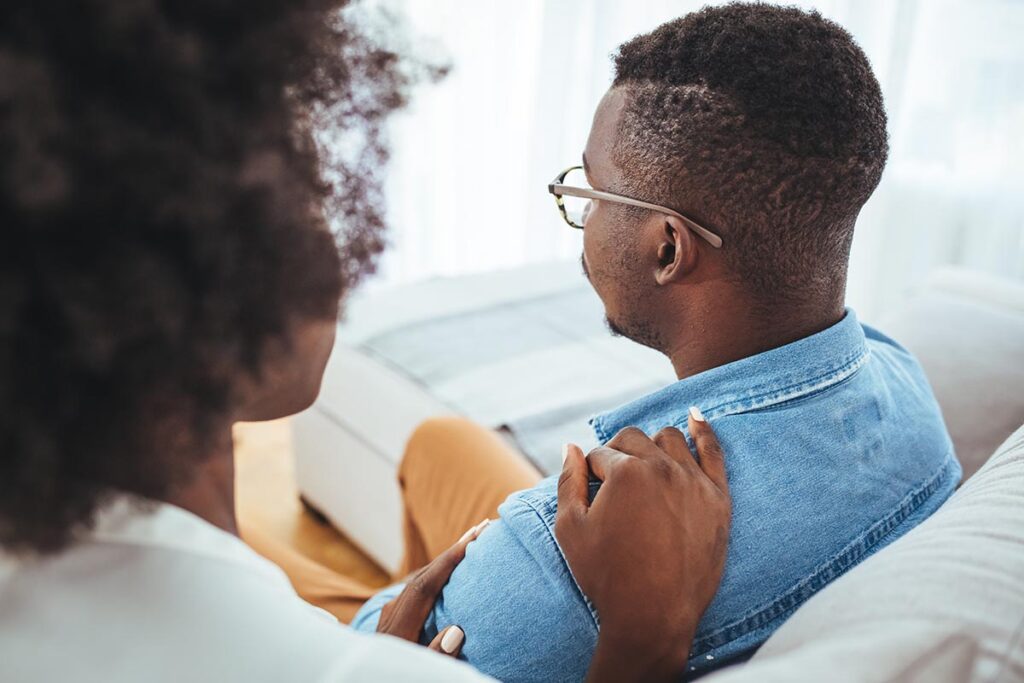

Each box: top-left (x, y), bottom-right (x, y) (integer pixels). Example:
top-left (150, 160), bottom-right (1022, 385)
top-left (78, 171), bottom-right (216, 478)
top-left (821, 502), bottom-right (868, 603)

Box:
top-left (368, 0), bottom-right (1024, 319)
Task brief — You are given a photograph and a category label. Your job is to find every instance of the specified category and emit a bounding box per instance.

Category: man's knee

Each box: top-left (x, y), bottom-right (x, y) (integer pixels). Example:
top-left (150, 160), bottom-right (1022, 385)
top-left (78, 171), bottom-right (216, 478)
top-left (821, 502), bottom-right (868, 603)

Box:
top-left (399, 415), bottom-right (484, 482)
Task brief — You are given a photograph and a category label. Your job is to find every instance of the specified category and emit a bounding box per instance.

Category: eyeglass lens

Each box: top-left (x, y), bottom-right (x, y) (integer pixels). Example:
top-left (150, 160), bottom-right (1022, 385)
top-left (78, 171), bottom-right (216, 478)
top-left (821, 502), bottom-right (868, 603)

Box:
top-left (560, 167), bottom-right (592, 227)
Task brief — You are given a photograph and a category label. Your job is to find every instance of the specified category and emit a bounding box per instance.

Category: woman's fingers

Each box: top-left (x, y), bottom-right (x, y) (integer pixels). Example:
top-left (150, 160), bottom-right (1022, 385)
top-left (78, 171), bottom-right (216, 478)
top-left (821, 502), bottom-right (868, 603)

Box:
top-left (420, 519), bottom-right (490, 592)
top-left (376, 519), bottom-right (489, 641)
top-left (604, 426), bottom-right (662, 463)
top-left (588, 412), bottom-right (727, 497)
top-left (582, 445), bottom-right (629, 482)
top-left (687, 407), bottom-right (729, 495)
top-left (556, 443), bottom-right (590, 519)
top-left (652, 425), bottom-right (700, 472)
top-left (428, 625), bottom-right (465, 657)
top-left (555, 443), bottom-right (592, 550)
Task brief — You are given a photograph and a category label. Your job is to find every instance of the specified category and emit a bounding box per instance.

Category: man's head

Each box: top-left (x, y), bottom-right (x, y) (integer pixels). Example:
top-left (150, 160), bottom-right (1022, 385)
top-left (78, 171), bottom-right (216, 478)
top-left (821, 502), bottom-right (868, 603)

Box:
top-left (580, 2), bottom-right (888, 352)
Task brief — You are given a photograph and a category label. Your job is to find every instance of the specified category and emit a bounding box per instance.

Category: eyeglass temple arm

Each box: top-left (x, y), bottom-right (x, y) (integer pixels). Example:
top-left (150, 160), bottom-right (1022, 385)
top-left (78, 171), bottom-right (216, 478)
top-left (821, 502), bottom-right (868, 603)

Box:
top-left (549, 182), bottom-right (723, 249)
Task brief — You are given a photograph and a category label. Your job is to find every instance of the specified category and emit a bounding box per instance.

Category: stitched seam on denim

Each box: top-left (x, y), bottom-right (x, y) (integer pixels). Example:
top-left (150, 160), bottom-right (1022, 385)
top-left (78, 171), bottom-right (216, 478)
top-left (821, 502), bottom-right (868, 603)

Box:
top-left (680, 350), bottom-right (870, 427)
top-left (690, 453), bottom-right (958, 652)
top-left (518, 494), bottom-right (601, 632)
top-left (594, 347), bottom-right (870, 443)
top-left (727, 363), bottom-right (864, 415)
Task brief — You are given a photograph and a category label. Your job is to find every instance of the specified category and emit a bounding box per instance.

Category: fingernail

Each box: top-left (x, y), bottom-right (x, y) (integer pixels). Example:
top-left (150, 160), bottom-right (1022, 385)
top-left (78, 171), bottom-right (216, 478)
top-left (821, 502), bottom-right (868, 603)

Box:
top-left (562, 443), bottom-right (570, 464)
top-left (689, 406), bottom-right (706, 423)
top-left (475, 518), bottom-right (492, 536)
top-left (441, 625), bottom-right (465, 654)
top-left (458, 526), bottom-right (476, 543)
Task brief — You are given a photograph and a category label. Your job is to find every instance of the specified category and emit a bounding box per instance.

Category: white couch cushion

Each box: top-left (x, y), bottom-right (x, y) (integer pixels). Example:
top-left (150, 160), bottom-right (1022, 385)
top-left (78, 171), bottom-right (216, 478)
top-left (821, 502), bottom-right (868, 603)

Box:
top-left (707, 424), bottom-right (1024, 682)
top-left (879, 268), bottom-right (1024, 479)
top-left (707, 626), bottom-right (979, 682)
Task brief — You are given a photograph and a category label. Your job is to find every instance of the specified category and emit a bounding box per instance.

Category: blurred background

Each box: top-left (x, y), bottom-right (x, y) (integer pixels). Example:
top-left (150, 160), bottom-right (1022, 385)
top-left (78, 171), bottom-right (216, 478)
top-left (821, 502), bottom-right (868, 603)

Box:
top-left (366, 0), bottom-right (1024, 320)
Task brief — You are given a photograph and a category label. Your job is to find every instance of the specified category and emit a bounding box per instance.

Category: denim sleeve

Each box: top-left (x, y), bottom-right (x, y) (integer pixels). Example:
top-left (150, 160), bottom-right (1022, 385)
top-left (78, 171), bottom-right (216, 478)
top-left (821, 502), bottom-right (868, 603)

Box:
top-left (351, 479), bottom-right (600, 683)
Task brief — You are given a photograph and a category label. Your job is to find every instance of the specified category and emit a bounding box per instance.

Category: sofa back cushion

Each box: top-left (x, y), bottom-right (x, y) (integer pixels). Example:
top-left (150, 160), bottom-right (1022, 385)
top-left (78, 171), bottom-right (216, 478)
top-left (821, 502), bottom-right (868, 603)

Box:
top-left (879, 268), bottom-right (1024, 479)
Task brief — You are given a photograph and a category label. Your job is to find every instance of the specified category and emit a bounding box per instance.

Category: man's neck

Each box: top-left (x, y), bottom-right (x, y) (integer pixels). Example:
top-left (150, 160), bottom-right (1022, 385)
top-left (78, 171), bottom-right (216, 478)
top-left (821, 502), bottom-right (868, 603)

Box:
top-left (162, 430), bottom-right (239, 536)
top-left (665, 299), bottom-right (846, 381)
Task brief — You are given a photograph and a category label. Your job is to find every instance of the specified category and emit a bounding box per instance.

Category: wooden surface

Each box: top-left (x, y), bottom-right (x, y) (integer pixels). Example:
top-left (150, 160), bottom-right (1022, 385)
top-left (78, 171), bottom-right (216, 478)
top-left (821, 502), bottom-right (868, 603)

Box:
top-left (233, 419), bottom-right (390, 590)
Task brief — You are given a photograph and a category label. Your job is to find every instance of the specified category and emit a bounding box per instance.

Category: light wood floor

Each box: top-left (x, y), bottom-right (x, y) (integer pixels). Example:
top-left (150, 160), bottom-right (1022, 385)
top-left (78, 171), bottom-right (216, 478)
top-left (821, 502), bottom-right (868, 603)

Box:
top-left (233, 419), bottom-right (390, 590)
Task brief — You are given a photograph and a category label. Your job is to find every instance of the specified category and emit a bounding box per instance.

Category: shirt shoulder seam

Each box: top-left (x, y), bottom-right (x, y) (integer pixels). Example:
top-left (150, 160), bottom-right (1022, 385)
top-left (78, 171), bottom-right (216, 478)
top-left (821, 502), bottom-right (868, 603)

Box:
top-left (516, 495), bottom-right (601, 632)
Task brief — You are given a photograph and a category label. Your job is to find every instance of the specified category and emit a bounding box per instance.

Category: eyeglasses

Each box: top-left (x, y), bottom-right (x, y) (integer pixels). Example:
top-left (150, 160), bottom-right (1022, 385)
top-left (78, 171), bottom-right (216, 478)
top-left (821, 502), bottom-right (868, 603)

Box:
top-left (547, 165), bottom-right (723, 248)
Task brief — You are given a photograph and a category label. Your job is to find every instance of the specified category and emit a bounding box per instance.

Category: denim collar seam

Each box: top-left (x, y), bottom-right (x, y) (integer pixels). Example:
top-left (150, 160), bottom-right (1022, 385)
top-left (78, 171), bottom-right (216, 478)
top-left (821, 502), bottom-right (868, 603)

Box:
top-left (594, 345), bottom-right (870, 441)
top-left (688, 454), bottom-right (958, 653)
top-left (667, 348), bottom-right (871, 429)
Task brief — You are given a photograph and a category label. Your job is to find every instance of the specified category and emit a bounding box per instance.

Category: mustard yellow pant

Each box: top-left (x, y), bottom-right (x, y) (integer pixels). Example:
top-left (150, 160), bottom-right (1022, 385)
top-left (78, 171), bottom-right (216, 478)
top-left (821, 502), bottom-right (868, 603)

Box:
top-left (242, 417), bottom-right (542, 623)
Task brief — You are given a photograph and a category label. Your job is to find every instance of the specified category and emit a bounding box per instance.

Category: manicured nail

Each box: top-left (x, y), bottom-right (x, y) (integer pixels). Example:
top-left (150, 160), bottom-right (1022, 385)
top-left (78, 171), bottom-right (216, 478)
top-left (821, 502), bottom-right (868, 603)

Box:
top-left (475, 519), bottom-right (492, 536)
top-left (689, 406), bottom-right (706, 423)
top-left (441, 625), bottom-right (465, 654)
top-left (458, 526), bottom-right (476, 543)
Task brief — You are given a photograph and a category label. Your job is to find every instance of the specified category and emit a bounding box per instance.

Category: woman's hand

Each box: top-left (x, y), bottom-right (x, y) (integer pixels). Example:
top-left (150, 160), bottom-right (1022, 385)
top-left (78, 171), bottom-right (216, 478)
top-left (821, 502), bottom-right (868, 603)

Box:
top-left (555, 408), bottom-right (732, 683)
top-left (376, 519), bottom-right (491, 657)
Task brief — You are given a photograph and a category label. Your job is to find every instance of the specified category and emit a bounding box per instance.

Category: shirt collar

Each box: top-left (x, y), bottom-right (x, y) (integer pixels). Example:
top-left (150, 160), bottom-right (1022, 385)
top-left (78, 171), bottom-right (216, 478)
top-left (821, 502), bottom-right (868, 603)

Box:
top-left (590, 309), bottom-right (869, 443)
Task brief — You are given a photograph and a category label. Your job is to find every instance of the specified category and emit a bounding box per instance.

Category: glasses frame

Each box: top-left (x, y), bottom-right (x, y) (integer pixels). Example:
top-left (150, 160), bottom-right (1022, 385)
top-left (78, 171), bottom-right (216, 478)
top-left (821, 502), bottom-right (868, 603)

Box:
top-left (548, 165), bottom-right (723, 248)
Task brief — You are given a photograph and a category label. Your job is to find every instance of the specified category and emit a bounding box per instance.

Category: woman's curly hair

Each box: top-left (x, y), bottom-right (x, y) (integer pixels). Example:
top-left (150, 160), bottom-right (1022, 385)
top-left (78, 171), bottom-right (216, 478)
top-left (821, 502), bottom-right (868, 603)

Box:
top-left (0, 0), bottom-right (431, 553)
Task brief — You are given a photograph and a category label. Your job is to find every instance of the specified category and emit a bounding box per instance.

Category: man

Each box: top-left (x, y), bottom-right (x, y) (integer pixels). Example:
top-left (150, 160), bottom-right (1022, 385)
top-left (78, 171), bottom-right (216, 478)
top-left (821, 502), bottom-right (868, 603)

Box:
top-left (352, 3), bottom-right (960, 680)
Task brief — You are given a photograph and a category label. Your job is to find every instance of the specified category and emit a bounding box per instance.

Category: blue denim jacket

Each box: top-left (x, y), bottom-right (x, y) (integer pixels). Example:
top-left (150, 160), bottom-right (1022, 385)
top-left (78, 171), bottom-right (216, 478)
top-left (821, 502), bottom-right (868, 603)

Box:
top-left (353, 311), bottom-right (960, 681)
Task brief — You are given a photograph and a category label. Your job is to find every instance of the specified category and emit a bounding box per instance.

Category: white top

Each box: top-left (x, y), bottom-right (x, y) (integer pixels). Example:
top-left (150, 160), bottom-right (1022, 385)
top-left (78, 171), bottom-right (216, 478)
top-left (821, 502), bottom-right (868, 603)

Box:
top-left (0, 497), bottom-right (494, 683)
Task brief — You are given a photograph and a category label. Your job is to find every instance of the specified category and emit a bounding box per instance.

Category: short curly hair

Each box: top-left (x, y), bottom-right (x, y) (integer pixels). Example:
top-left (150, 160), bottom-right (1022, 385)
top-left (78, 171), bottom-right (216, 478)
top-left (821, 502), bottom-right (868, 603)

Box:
top-left (0, 0), bottom-right (429, 553)
top-left (612, 2), bottom-right (888, 304)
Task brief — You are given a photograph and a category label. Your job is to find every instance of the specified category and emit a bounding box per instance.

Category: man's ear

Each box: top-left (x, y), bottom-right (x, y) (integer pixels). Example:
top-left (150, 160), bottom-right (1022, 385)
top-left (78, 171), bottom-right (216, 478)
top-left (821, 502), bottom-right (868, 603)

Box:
top-left (654, 215), bottom-right (698, 286)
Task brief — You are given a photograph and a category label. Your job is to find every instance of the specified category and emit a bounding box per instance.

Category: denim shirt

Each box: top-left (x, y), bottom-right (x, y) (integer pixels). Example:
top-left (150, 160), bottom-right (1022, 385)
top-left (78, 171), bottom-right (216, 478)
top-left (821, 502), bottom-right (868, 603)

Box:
top-left (352, 311), bottom-right (960, 681)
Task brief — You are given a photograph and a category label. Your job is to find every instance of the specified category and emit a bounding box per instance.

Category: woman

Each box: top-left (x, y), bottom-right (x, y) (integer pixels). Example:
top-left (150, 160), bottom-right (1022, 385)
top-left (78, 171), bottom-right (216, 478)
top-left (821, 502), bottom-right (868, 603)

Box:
top-left (0, 1), bottom-right (731, 681)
